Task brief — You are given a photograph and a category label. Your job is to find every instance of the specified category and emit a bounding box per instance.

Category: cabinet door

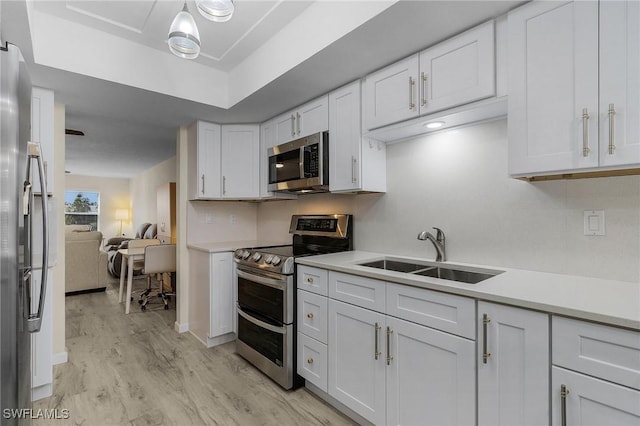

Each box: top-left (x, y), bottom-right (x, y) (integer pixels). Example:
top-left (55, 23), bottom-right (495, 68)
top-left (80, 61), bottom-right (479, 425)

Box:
top-left (197, 121), bottom-right (221, 199)
top-left (156, 182), bottom-right (176, 244)
top-left (275, 112), bottom-right (296, 145)
top-left (221, 124), bottom-right (259, 199)
top-left (328, 299), bottom-right (386, 425)
top-left (508, 1), bottom-right (599, 176)
top-left (599, 1), bottom-right (640, 167)
top-left (364, 54), bottom-right (419, 130)
top-left (297, 95), bottom-right (328, 138)
top-left (209, 252), bottom-right (233, 337)
top-left (419, 21), bottom-right (495, 116)
top-left (31, 87), bottom-right (54, 195)
top-left (329, 81), bottom-right (361, 192)
top-left (386, 316), bottom-right (475, 426)
top-left (552, 367), bottom-right (640, 426)
top-left (477, 302), bottom-right (549, 426)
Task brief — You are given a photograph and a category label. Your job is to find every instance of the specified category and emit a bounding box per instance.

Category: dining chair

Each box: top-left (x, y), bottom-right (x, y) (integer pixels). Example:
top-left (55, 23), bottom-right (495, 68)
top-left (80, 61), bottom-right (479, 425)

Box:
top-left (121, 238), bottom-right (160, 304)
top-left (139, 244), bottom-right (176, 311)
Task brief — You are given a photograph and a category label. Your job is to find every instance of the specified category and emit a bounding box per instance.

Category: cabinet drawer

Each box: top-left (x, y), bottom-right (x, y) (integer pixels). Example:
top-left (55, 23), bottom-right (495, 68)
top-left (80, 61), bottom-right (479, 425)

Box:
top-left (386, 283), bottom-right (476, 339)
top-left (297, 332), bottom-right (328, 392)
top-left (297, 289), bottom-right (328, 344)
top-left (553, 316), bottom-right (640, 390)
top-left (297, 265), bottom-right (328, 296)
top-left (329, 272), bottom-right (386, 312)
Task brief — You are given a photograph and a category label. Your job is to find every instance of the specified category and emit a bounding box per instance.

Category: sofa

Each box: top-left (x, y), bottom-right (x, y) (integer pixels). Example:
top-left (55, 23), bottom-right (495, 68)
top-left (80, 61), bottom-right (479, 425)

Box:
top-left (105, 223), bottom-right (157, 278)
top-left (65, 225), bottom-right (108, 294)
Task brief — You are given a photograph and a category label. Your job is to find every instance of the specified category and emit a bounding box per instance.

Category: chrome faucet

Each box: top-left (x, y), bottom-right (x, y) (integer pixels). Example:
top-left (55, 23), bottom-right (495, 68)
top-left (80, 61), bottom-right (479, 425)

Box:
top-left (417, 227), bottom-right (446, 262)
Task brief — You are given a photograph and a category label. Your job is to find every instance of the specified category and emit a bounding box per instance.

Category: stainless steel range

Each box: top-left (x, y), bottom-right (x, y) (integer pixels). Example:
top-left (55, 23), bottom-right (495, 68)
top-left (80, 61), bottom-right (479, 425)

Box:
top-left (234, 214), bottom-right (353, 389)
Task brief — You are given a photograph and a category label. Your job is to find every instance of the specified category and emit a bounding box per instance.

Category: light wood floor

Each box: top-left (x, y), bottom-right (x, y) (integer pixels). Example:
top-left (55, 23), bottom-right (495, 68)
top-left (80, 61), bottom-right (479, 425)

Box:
top-left (34, 279), bottom-right (355, 425)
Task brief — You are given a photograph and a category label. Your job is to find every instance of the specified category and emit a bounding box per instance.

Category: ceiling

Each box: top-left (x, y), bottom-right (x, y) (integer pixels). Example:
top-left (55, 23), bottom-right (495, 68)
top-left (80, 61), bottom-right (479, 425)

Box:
top-left (1, 0), bottom-right (524, 178)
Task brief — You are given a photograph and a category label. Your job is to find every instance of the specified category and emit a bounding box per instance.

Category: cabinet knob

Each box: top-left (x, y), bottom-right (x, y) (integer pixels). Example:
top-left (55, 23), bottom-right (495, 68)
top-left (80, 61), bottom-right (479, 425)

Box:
top-left (307, 358), bottom-right (314, 364)
top-left (307, 277), bottom-right (314, 284)
top-left (307, 313), bottom-right (314, 319)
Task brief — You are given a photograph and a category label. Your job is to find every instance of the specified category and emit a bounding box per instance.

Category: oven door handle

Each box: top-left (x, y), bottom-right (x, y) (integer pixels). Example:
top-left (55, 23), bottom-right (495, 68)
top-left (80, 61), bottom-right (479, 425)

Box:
top-left (237, 306), bottom-right (285, 335)
top-left (236, 269), bottom-right (287, 290)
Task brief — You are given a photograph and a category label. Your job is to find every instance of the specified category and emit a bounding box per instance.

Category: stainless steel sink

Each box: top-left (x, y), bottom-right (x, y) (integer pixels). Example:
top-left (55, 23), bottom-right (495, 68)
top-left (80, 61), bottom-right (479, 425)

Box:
top-left (357, 258), bottom-right (503, 284)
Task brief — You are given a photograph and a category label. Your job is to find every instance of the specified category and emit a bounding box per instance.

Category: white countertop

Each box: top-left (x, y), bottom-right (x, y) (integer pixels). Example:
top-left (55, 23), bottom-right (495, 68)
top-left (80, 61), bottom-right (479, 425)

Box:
top-left (187, 240), bottom-right (289, 253)
top-left (296, 251), bottom-right (640, 331)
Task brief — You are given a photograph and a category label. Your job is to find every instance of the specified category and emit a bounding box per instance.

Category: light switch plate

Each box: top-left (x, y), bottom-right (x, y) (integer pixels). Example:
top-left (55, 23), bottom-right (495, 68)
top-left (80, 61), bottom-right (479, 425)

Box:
top-left (583, 210), bottom-right (605, 236)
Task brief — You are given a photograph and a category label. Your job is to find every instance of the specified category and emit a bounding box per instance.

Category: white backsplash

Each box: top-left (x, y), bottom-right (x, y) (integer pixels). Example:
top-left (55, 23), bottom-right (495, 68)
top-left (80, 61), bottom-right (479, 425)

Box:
top-left (187, 200), bottom-right (258, 244)
top-left (257, 119), bottom-right (640, 283)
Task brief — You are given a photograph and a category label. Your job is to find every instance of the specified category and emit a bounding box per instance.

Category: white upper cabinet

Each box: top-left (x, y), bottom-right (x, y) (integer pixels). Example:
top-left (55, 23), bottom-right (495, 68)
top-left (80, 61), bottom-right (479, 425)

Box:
top-left (187, 121), bottom-right (260, 200)
top-left (599, 1), bottom-right (640, 168)
top-left (187, 121), bottom-right (221, 200)
top-left (508, 0), bottom-right (640, 177)
top-left (419, 20), bottom-right (495, 116)
top-left (329, 80), bottom-right (386, 193)
top-left (220, 125), bottom-right (260, 199)
top-left (31, 87), bottom-right (55, 195)
top-left (275, 95), bottom-right (328, 145)
top-left (364, 55), bottom-right (420, 130)
top-left (364, 21), bottom-right (496, 131)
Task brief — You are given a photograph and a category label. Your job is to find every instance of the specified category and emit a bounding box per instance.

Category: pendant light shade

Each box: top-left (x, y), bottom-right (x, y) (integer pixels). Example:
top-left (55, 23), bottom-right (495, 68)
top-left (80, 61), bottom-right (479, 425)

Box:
top-left (168, 2), bottom-right (201, 59)
top-left (196, 0), bottom-right (234, 22)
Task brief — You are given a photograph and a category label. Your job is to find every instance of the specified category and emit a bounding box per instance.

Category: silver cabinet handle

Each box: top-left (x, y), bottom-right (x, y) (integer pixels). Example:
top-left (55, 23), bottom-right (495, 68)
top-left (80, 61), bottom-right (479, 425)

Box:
top-left (582, 108), bottom-right (590, 157)
top-left (374, 322), bottom-right (382, 360)
top-left (222, 175), bottom-right (226, 195)
top-left (482, 313), bottom-right (491, 364)
top-left (409, 76), bottom-right (416, 110)
top-left (608, 103), bottom-right (616, 155)
top-left (290, 114), bottom-right (295, 137)
top-left (386, 326), bottom-right (393, 365)
top-left (560, 384), bottom-right (570, 426)
top-left (421, 72), bottom-right (427, 107)
top-left (296, 112), bottom-right (301, 135)
top-left (307, 312), bottom-right (314, 319)
top-left (24, 142), bottom-right (49, 333)
top-left (201, 174), bottom-right (205, 195)
top-left (351, 156), bottom-right (357, 183)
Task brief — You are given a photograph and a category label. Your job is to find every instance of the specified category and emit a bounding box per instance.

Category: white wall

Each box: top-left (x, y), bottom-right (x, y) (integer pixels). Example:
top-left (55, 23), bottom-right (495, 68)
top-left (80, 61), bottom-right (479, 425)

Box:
top-left (65, 174), bottom-right (131, 237)
top-left (129, 156), bottom-right (176, 230)
top-left (52, 103), bottom-right (66, 359)
top-left (187, 201), bottom-right (258, 244)
top-left (257, 119), bottom-right (640, 283)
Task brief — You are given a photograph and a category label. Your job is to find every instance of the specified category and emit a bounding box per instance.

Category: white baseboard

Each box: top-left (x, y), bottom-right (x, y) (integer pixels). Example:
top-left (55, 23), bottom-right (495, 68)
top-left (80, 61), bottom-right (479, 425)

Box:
top-left (31, 383), bottom-right (52, 402)
top-left (52, 351), bottom-right (68, 365)
top-left (174, 321), bottom-right (189, 333)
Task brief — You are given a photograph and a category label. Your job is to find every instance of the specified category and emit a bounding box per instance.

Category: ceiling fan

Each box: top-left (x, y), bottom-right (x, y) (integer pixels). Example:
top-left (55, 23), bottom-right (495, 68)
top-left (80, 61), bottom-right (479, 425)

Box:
top-left (65, 128), bottom-right (85, 136)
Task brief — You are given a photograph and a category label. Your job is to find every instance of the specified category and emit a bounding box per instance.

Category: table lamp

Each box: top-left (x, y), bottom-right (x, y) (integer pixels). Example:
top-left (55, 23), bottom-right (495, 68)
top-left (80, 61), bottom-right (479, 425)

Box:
top-left (115, 209), bottom-right (129, 236)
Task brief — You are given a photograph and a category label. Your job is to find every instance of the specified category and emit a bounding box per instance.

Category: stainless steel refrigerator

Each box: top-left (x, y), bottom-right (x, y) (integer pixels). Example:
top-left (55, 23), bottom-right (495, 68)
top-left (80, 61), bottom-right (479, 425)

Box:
top-left (0, 43), bottom-right (49, 425)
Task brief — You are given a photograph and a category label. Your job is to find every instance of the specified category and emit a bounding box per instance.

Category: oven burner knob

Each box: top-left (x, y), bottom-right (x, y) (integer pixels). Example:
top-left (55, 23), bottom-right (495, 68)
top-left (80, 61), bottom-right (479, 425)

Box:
top-left (265, 255), bottom-right (274, 264)
top-left (234, 249), bottom-right (244, 259)
top-left (241, 250), bottom-right (251, 260)
top-left (271, 256), bottom-right (282, 266)
top-left (252, 252), bottom-right (262, 262)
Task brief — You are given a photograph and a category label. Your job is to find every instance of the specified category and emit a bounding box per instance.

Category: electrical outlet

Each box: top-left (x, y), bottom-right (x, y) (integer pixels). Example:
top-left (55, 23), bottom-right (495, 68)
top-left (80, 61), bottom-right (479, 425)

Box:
top-left (230, 214), bottom-right (237, 224)
top-left (205, 213), bottom-right (213, 224)
top-left (583, 210), bottom-right (605, 236)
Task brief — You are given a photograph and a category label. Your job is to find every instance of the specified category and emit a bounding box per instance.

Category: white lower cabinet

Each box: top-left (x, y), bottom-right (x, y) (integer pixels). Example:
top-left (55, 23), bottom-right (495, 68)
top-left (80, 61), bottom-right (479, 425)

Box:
top-left (386, 316), bottom-right (475, 426)
top-left (552, 367), bottom-right (640, 426)
top-left (328, 299), bottom-right (386, 425)
top-left (326, 296), bottom-right (475, 426)
top-left (477, 301), bottom-right (550, 426)
top-left (188, 250), bottom-right (235, 347)
top-left (551, 316), bottom-right (640, 426)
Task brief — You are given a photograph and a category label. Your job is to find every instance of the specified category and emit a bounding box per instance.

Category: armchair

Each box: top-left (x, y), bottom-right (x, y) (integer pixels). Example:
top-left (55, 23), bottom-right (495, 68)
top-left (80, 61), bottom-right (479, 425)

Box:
top-left (65, 227), bottom-right (108, 294)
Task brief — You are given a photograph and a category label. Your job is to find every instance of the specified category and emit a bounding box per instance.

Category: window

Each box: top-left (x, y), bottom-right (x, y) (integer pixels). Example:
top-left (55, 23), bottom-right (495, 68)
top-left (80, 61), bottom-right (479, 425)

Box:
top-left (65, 191), bottom-right (100, 230)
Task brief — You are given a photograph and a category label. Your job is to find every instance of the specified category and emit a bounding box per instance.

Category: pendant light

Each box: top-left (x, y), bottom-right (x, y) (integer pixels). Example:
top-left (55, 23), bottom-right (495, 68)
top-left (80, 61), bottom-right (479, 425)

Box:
top-left (195, 0), bottom-right (234, 22)
top-left (168, 1), bottom-right (201, 59)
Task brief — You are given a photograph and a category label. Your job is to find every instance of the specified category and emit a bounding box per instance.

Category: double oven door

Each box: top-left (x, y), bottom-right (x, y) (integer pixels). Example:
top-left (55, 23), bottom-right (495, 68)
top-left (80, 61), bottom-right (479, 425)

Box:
top-left (236, 265), bottom-right (294, 389)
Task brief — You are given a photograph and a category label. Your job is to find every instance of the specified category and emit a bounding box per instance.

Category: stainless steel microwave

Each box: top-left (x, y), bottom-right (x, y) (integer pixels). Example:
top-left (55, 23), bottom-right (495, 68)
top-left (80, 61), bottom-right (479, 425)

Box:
top-left (267, 132), bottom-right (329, 193)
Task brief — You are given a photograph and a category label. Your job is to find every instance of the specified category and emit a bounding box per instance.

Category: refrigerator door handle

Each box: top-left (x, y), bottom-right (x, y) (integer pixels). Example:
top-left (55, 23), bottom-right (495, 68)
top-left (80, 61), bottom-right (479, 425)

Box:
top-left (24, 142), bottom-right (48, 333)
